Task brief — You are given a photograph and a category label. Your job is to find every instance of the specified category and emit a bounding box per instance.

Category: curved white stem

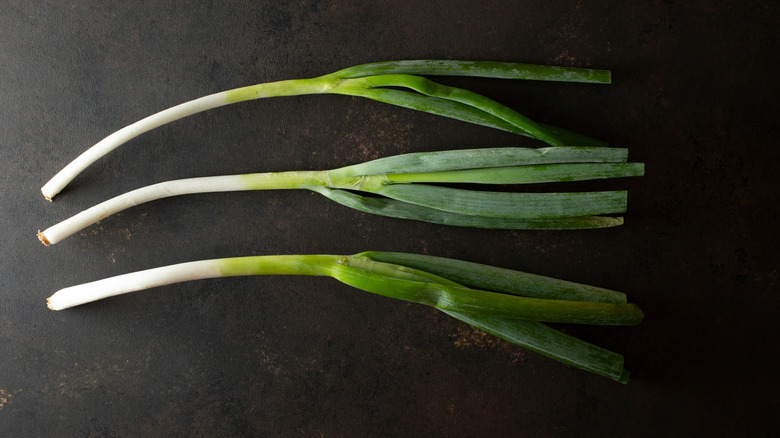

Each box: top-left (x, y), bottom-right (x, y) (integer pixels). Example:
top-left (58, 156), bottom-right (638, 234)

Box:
top-left (47, 254), bottom-right (337, 310)
top-left (39, 175), bottom-right (253, 245)
top-left (47, 259), bottom-right (225, 310)
top-left (39, 171), bottom-right (324, 246)
top-left (41, 92), bottom-right (231, 200)
top-left (42, 77), bottom-right (334, 201)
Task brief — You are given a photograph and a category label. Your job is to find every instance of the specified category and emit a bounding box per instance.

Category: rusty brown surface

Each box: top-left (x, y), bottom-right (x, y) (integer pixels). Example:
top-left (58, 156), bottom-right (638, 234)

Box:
top-left (1, 1), bottom-right (778, 436)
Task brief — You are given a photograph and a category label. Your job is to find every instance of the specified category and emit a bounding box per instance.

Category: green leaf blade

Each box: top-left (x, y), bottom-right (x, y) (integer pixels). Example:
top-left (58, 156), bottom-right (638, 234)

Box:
top-left (313, 187), bottom-right (624, 230)
top-left (387, 162), bottom-right (645, 185)
top-left (361, 74), bottom-right (565, 145)
top-left (333, 83), bottom-right (607, 147)
top-left (375, 185), bottom-right (628, 219)
top-left (335, 86), bottom-right (537, 137)
top-left (333, 147), bottom-right (629, 178)
top-left (330, 60), bottom-right (611, 83)
top-left (327, 262), bottom-right (643, 326)
top-left (442, 311), bottom-right (628, 383)
top-left (358, 251), bottom-right (627, 304)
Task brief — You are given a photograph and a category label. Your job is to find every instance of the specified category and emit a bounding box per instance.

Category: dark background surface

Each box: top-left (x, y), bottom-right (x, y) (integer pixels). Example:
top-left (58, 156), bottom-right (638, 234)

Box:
top-left (1, 1), bottom-right (778, 436)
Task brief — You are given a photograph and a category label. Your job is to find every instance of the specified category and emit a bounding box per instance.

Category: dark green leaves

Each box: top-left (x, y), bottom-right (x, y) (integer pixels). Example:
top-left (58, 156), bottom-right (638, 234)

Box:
top-left (376, 185), bottom-right (627, 219)
top-left (312, 187), bottom-right (625, 230)
top-left (328, 60), bottom-right (613, 146)
top-left (320, 146), bottom-right (642, 230)
top-left (329, 60), bottom-right (612, 84)
top-left (337, 252), bottom-right (641, 383)
top-left (443, 311), bottom-right (629, 383)
top-left (334, 147), bottom-right (630, 177)
top-left (386, 163), bottom-right (645, 185)
top-left (358, 251), bottom-right (627, 303)
top-left (329, 260), bottom-right (643, 326)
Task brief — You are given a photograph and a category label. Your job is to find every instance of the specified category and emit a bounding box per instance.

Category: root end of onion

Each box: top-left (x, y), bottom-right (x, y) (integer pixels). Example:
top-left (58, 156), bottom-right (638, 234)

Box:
top-left (37, 232), bottom-right (51, 246)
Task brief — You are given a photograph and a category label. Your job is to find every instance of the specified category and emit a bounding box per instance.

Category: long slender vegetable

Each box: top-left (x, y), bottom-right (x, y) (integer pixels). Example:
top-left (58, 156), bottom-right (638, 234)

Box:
top-left (47, 251), bottom-right (641, 383)
top-left (41, 60), bottom-right (611, 200)
top-left (38, 147), bottom-right (644, 245)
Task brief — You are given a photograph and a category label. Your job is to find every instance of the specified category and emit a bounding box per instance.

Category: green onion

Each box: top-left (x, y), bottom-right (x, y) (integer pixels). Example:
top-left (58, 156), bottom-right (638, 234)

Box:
top-left (38, 147), bottom-right (643, 245)
top-left (47, 251), bottom-right (641, 383)
top-left (41, 60), bottom-right (611, 200)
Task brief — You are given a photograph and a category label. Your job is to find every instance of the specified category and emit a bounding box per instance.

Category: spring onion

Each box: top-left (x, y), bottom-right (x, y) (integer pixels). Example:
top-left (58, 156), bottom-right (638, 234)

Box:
top-left (38, 147), bottom-right (644, 245)
top-left (47, 251), bottom-right (642, 383)
top-left (41, 60), bottom-right (611, 200)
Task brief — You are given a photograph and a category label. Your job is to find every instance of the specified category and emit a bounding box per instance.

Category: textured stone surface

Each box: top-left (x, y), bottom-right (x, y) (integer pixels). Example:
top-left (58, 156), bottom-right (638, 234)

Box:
top-left (1, 1), bottom-right (777, 436)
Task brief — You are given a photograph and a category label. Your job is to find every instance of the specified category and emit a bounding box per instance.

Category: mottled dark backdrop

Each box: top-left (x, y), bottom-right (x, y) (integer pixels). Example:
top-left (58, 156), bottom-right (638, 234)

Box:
top-left (1, 1), bottom-right (777, 436)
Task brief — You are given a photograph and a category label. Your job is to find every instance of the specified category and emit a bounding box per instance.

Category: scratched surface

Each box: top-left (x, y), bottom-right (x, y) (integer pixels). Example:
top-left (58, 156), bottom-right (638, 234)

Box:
top-left (1, 1), bottom-right (778, 436)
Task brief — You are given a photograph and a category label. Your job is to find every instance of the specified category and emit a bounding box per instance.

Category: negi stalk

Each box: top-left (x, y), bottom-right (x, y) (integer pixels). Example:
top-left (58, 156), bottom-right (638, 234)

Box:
top-left (38, 147), bottom-right (643, 245)
top-left (46, 251), bottom-right (641, 383)
top-left (41, 60), bottom-right (610, 200)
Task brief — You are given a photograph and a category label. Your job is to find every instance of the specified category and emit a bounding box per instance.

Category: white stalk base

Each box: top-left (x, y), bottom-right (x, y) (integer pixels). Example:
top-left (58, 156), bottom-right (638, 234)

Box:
top-left (39, 175), bottom-right (253, 245)
top-left (41, 92), bottom-right (230, 200)
top-left (47, 260), bottom-right (224, 310)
